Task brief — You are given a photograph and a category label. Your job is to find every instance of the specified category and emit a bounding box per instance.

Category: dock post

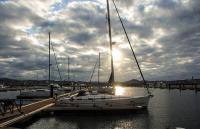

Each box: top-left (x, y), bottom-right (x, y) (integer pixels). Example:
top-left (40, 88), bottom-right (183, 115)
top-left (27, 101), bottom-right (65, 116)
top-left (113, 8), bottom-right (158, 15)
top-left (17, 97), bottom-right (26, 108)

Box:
top-left (167, 83), bottom-right (170, 90)
top-left (50, 84), bottom-right (53, 98)
top-left (182, 84), bottom-right (185, 90)
top-left (19, 99), bottom-right (22, 110)
top-left (195, 84), bottom-right (197, 93)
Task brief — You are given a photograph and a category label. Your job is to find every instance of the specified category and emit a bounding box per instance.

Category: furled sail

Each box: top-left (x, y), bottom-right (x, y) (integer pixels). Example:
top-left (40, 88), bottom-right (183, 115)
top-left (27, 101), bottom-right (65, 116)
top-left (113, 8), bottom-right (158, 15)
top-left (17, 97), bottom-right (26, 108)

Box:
top-left (108, 71), bottom-right (114, 85)
top-left (106, 0), bottom-right (115, 86)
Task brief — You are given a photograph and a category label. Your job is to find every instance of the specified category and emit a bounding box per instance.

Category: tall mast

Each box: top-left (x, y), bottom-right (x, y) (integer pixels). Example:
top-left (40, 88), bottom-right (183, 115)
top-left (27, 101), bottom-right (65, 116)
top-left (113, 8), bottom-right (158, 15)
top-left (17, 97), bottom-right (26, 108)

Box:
top-left (68, 56), bottom-right (70, 81)
top-left (49, 32), bottom-right (53, 97)
top-left (98, 52), bottom-right (100, 87)
top-left (106, 0), bottom-right (114, 85)
top-left (49, 32), bottom-right (51, 86)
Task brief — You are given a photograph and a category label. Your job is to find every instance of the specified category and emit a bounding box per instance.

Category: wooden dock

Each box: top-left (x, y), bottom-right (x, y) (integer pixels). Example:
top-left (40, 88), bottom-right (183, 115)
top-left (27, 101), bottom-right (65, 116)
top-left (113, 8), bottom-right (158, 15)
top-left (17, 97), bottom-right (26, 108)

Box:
top-left (0, 127), bottom-right (19, 129)
top-left (0, 90), bottom-right (81, 128)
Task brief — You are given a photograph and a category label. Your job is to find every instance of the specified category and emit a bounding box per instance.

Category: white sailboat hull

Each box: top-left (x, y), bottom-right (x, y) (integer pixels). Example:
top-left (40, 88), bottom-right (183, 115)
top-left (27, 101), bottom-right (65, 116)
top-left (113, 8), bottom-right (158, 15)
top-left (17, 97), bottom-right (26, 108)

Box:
top-left (56, 95), bottom-right (150, 110)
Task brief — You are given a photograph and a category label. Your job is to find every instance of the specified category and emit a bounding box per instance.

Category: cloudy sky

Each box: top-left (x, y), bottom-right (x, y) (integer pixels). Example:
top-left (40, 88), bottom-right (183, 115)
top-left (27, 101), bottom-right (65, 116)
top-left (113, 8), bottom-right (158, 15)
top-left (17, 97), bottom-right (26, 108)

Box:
top-left (0, 0), bottom-right (199, 81)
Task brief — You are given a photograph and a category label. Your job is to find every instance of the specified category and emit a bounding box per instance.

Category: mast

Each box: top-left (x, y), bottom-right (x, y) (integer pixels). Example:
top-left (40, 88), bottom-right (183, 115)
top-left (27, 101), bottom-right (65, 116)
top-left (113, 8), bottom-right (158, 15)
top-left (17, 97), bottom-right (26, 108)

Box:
top-left (98, 52), bottom-right (100, 87)
top-left (68, 56), bottom-right (70, 82)
top-left (49, 32), bottom-right (51, 86)
top-left (106, 0), bottom-right (114, 85)
top-left (49, 32), bottom-right (53, 97)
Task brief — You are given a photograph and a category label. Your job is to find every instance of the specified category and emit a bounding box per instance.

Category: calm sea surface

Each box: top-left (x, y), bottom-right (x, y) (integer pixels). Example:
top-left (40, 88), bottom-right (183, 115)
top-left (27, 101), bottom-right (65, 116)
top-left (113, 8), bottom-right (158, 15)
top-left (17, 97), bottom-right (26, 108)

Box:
top-left (2, 87), bottom-right (200, 129)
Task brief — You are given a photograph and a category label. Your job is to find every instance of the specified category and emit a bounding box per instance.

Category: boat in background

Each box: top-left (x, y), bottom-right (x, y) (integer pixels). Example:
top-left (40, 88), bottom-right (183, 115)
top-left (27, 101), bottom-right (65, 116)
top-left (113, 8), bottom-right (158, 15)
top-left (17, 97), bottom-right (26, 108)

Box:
top-left (0, 84), bottom-right (4, 89)
top-left (17, 84), bottom-right (68, 99)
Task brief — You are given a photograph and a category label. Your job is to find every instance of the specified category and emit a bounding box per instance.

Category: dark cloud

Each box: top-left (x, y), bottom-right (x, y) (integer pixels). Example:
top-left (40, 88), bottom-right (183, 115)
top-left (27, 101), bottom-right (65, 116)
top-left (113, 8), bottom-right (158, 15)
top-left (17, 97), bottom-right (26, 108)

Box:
top-left (156, 0), bottom-right (179, 9)
top-left (0, 0), bottom-right (199, 81)
top-left (0, 2), bottom-right (44, 26)
top-left (69, 32), bottom-right (96, 44)
top-left (116, 0), bottom-right (134, 9)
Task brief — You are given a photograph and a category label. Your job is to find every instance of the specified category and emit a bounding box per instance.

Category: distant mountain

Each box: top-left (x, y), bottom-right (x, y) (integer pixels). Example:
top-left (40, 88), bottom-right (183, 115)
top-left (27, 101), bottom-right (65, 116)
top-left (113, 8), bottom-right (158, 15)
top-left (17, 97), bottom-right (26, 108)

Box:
top-left (0, 78), bottom-right (17, 83)
top-left (123, 79), bottom-right (142, 86)
top-left (0, 78), bottom-right (15, 81)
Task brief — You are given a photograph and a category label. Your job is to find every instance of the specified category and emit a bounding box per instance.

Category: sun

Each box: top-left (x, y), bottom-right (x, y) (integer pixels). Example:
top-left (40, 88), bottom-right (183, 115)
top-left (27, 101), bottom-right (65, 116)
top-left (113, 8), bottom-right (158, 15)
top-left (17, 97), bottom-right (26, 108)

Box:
top-left (112, 48), bottom-right (122, 61)
top-left (58, 46), bottom-right (65, 52)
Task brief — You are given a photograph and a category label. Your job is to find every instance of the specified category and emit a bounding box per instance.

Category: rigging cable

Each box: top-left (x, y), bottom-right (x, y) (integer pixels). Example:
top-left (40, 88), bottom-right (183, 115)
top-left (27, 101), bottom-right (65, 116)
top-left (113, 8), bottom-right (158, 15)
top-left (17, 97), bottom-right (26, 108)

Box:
top-left (89, 58), bottom-right (99, 85)
top-left (112, 0), bottom-right (151, 94)
top-left (51, 42), bottom-right (63, 87)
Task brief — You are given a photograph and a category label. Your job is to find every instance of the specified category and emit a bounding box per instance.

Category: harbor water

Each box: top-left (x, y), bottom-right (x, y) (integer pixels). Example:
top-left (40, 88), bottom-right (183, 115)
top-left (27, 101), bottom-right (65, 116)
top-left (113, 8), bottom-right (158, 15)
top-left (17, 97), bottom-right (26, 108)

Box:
top-left (2, 87), bottom-right (200, 129)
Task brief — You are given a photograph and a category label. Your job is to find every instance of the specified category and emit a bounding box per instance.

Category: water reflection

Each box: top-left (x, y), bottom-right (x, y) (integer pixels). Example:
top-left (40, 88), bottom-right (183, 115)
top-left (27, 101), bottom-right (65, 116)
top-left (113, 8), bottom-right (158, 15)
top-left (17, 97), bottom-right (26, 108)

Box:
top-left (114, 86), bottom-right (148, 96)
top-left (0, 91), bottom-right (20, 99)
top-left (22, 110), bottom-right (150, 129)
top-left (14, 87), bottom-right (200, 129)
top-left (114, 86), bottom-right (124, 96)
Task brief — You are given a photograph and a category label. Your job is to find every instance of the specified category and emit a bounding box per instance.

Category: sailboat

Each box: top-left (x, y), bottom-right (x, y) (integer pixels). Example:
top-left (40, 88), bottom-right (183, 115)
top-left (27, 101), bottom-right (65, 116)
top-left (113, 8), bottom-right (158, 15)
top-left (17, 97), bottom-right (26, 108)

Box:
top-left (56, 0), bottom-right (152, 111)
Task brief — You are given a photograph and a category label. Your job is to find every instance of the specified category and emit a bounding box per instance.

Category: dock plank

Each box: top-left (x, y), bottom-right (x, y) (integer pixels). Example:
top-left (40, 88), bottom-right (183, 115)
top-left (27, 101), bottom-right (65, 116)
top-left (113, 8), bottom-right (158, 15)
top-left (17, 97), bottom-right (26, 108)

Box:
top-left (0, 127), bottom-right (19, 129)
top-left (0, 90), bottom-right (81, 128)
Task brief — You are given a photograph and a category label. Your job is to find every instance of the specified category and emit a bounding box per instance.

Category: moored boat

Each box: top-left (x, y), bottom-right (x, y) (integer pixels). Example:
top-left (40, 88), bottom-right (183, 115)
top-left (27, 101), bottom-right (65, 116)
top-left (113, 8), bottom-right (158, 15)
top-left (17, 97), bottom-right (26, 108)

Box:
top-left (56, 0), bottom-right (153, 111)
top-left (56, 90), bottom-right (150, 110)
